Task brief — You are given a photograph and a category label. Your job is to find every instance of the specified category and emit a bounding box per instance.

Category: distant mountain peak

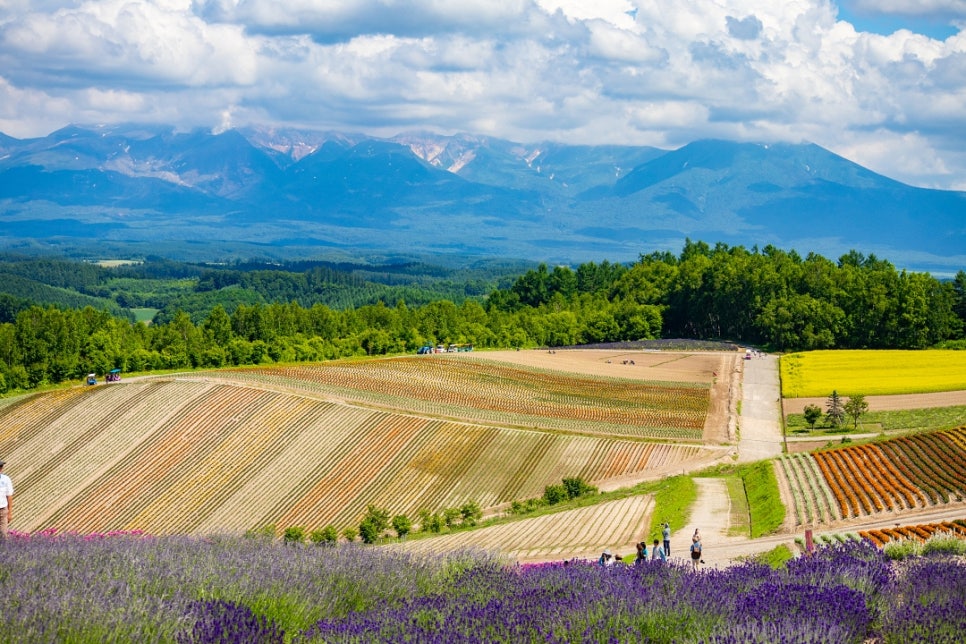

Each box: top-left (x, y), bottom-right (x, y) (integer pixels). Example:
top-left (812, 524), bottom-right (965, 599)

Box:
top-left (0, 123), bottom-right (962, 272)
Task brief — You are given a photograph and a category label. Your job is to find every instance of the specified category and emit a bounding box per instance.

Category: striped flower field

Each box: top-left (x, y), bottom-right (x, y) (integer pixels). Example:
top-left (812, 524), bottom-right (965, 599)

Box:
top-left (776, 426), bottom-right (966, 527)
top-left (200, 354), bottom-right (712, 440)
top-left (0, 364), bottom-right (723, 536)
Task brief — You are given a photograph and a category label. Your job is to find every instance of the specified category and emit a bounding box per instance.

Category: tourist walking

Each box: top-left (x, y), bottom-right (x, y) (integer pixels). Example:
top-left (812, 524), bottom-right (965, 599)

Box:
top-left (651, 538), bottom-right (666, 562)
top-left (662, 522), bottom-right (671, 556)
top-left (690, 536), bottom-right (703, 570)
top-left (0, 459), bottom-right (13, 540)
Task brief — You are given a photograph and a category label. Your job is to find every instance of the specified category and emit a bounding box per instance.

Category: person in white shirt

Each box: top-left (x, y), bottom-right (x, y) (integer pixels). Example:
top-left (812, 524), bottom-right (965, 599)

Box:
top-left (0, 459), bottom-right (13, 539)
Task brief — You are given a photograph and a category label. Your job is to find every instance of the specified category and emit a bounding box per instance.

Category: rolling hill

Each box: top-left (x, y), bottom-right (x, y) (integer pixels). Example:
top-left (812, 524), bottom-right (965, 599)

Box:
top-left (0, 352), bottom-right (731, 536)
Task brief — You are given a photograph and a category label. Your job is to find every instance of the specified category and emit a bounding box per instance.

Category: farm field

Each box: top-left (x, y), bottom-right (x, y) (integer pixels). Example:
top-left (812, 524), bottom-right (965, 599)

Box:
top-left (0, 350), bottom-right (732, 537)
top-left (5, 343), bottom-right (966, 565)
top-left (198, 350), bottom-right (738, 442)
top-left (859, 519), bottom-right (966, 546)
top-left (780, 349), bottom-right (966, 398)
top-left (392, 495), bottom-right (654, 563)
top-left (775, 426), bottom-right (966, 529)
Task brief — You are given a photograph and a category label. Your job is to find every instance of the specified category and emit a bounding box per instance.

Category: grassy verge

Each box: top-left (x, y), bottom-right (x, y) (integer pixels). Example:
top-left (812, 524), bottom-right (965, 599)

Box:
top-left (785, 406), bottom-right (966, 435)
top-left (724, 476), bottom-right (750, 536)
top-left (741, 461), bottom-right (784, 537)
top-left (700, 462), bottom-right (784, 538)
top-left (646, 475), bottom-right (696, 542)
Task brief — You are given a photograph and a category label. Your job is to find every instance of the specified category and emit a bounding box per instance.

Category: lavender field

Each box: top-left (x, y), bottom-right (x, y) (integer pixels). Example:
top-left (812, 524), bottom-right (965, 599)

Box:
top-left (0, 533), bottom-right (963, 643)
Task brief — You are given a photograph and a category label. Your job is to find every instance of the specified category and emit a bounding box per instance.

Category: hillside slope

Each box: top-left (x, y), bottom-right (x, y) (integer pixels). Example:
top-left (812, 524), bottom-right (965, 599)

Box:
top-left (0, 355), bottom-right (729, 536)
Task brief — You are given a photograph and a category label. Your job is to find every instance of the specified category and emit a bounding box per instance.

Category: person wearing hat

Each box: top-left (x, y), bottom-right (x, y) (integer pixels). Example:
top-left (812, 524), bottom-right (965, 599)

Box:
top-left (598, 548), bottom-right (615, 567)
top-left (0, 459), bottom-right (12, 539)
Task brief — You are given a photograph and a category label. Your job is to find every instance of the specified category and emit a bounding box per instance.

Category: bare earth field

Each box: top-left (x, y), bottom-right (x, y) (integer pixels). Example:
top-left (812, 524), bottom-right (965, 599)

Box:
top-left (464, 349), bottom-right (741, 444)
top-left (465, 348), bottom-right (730, 383)
top-left (783, 390), bottom-right (966, 415)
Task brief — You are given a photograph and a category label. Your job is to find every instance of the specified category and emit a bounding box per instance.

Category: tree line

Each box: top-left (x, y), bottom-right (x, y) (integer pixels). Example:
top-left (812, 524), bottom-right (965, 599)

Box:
top-left (0, 241), bottom-right (963, 394)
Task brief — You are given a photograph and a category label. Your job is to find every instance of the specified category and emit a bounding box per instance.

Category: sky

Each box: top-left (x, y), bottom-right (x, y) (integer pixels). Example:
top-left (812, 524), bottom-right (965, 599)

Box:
top-left (1, 0), bottom-right (965, 190)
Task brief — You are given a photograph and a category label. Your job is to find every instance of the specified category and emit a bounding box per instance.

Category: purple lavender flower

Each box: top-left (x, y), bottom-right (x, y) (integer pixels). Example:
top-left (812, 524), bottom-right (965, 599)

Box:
top-left (177, 600), bottom-right (284, 644)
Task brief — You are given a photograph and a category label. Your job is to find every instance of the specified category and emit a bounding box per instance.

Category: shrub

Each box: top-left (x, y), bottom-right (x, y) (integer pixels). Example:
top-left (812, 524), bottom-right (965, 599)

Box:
top-left (883, 538), bottom-right (921, 561)
top-left (543, 484), bottom-right (568, 505)
top-left (362, 505), bottom-right (390, 533)
top-left (244, 524), bottom-right (276, 541)
top-left (341, 527), bottom-right (357, 542)
top-left (562, 476), bottom-right (597, 499)
top-left (922, 532), bottom-right (966, 557)
top-left (459, 502), bottom-right (482, 527)
top-left (358, 519), bottom-right (380, 544)
top-left (309, 525), bottom-right (338, 545)
top-left (391, 514), bottom-right (412, 538)
top-left (282, 526), bottom-right (305, 545)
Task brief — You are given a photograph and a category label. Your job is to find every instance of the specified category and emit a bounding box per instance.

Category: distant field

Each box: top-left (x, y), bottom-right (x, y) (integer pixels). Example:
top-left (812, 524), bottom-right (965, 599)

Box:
top-left (207, 353), bottom-right (717, 441)
top-left (780, 350), bottom-right (966, 398)
top-left (0, 350), bottom-right (730, 536)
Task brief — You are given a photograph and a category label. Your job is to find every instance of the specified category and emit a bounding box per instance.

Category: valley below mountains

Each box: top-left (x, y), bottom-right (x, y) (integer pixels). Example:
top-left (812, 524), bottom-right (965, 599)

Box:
top-left (1, 124), bottom-right (964, 272)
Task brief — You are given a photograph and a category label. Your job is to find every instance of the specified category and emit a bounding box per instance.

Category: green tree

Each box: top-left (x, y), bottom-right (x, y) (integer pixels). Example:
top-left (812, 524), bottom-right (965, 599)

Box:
top-left (459, 501), bottom-right (482, 527)
top-left (843, 394), bottom-right (869, 429)
top-left (309, 525), bottom-right (338, 545)
top-left (543, 483), bottom-right (568, 505)
top-left (803, 404), bottom-right (823, 429)
top-left (391, 514), bottom-right (412, 538)
top-left (825, 391), bottom-right (845, 428)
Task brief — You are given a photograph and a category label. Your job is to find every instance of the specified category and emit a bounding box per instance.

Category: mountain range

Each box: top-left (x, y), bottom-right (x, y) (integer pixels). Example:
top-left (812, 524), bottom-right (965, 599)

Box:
top-left (1, 123), bottom-right (964, 273)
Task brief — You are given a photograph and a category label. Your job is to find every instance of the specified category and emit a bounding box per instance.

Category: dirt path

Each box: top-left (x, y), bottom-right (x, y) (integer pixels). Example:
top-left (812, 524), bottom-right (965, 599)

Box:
top-left (672, 478), bottom-right (748, 566)
top-left (737, 353), bottom-right (783, 462)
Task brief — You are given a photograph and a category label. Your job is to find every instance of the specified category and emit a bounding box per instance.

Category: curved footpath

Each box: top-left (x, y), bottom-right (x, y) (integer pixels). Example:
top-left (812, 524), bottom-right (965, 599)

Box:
top-left (682, 353), bottom-right (966, 566)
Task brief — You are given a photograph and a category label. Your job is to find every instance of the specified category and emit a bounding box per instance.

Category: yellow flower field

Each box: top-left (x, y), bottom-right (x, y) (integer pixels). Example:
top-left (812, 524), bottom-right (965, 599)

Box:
top-left (780, 350), bottom-right (966, 398)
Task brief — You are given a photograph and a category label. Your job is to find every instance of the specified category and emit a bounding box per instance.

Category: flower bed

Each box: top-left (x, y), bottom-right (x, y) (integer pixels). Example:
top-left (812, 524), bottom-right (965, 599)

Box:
top-left (1, 534), bottom-right (963, 643)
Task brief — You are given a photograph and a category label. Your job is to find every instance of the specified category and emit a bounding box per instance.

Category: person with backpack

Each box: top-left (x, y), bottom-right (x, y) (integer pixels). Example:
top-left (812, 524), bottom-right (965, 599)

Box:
top-left (690, 534), bottom-right (703, 570)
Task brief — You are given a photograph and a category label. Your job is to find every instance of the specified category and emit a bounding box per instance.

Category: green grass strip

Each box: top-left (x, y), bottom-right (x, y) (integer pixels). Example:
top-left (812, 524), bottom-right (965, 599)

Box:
top-left (739, 461), bottom-right (785, 538)
top-left (646, 475), bottom-right (696, 542)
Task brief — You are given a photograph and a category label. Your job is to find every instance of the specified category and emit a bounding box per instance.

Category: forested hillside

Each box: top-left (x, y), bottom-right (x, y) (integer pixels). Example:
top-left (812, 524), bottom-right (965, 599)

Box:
top-left (0, 241), bottom-right (963, 395)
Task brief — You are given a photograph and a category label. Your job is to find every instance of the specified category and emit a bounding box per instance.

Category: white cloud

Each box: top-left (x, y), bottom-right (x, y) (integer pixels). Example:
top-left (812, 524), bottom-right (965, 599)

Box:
top-left (0, 0), bottom-right (964, 189)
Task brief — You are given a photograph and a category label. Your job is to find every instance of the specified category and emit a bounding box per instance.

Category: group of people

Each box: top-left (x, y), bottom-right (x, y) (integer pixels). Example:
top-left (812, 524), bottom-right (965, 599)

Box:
top-left (599, 523), bottom-right (704, 570)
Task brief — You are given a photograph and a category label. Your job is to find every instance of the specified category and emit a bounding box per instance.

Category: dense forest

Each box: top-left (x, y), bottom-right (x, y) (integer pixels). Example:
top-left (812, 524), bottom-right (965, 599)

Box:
top-left (0, 241), bottom-right (963, 394)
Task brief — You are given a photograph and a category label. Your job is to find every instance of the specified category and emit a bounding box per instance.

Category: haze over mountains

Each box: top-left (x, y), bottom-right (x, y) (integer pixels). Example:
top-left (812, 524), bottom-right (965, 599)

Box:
top-left (1, 124), bottom-right (963, 273)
